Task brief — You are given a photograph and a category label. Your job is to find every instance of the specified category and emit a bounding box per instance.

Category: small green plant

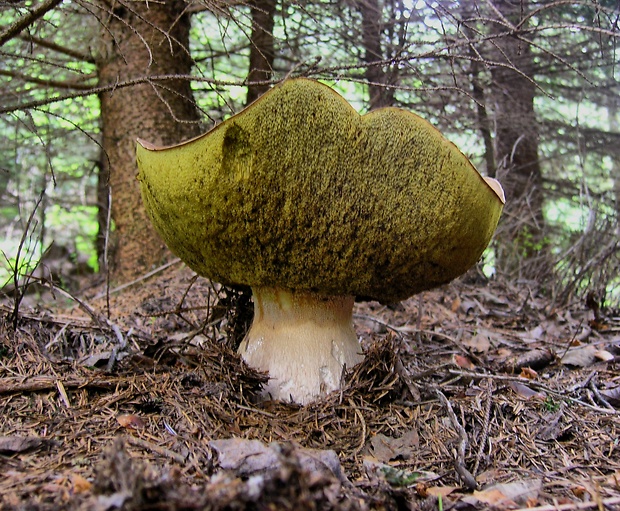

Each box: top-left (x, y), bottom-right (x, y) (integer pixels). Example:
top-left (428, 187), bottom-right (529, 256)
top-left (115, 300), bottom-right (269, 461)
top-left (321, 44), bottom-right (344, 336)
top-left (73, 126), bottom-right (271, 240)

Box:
top-left (380, 464), bottom-right (426, 487)
top-left (3, 191), bottom-right (45, 329)
top-left (544, 395), bottom-right (561, 412)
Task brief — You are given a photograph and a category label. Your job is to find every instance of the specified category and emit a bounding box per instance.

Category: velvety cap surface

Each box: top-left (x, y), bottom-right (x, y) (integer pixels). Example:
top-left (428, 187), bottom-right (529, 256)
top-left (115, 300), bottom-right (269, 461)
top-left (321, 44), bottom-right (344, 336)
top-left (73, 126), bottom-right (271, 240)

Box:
top-left (137, 78), bottom-right (503, 302)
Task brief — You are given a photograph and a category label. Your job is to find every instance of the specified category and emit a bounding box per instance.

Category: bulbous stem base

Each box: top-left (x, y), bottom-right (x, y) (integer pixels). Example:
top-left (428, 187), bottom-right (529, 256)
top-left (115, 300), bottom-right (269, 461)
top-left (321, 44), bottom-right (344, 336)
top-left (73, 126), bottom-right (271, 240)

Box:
top-left (238, 287), bottom-right (364, 404)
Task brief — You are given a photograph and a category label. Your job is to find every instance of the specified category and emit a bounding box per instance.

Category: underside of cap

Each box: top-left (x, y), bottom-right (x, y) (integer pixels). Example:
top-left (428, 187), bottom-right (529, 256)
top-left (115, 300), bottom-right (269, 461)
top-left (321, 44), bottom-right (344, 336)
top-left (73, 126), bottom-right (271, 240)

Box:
top-left (137, 78), bottom-right (504, 303)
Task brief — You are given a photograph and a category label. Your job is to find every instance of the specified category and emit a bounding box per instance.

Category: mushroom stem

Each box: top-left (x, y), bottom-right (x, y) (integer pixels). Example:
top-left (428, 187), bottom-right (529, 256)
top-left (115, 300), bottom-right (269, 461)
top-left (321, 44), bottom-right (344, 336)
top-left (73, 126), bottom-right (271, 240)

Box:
top-left (238, 287), bottom-right (364, 404)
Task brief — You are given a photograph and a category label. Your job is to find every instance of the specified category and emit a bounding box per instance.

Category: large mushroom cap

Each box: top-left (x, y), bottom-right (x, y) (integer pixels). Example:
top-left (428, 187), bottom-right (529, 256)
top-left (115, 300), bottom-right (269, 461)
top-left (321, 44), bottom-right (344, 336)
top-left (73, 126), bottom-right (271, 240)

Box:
top-left (137, 78), bottom-right (504, 303)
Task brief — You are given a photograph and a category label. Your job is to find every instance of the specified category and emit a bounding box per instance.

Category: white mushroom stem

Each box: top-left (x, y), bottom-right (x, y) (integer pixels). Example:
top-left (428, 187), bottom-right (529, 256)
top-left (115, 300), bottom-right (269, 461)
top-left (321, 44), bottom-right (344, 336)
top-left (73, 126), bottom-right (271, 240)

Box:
top-left (238, 287), bottom-right (364, 404)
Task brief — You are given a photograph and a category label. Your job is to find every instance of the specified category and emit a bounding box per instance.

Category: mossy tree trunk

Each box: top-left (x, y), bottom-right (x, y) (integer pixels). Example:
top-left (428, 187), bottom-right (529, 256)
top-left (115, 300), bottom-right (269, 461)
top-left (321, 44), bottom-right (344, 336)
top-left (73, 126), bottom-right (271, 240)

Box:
top-left (489, 0), bottom-right (550, 281)
top-left (96, 0), bottom-right (202, 282)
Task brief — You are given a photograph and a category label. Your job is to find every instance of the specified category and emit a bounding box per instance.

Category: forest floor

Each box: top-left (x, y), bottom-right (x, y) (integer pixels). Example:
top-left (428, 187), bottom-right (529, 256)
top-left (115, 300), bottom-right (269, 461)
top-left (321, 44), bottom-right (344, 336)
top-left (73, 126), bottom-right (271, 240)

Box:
top-left (1, 262), bottom-right (620, 510)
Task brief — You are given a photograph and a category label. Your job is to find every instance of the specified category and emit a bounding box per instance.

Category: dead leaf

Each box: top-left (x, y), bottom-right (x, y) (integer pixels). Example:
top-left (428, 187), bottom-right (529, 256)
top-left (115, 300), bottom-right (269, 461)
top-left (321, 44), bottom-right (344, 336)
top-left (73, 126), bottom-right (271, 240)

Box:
top-left (601, 386), bottom-right (620, 407)
top-left (475, 469), bottom-right (504, 485)
top-left (519, 325), bottom-right (545, 343)
top-left (463, 333), bottom-right (491, 353)
top-left (368, 429), bottom-right (419, 462)
top-left (474, 478), bottom-right (542, 507)
top-left (520, 367), bottom-right (538, 379)
top-left (450, 296), bottom-right (461, 313)
top-left (209, 438), bottom-right (347, 482)
top-left (594, 349), bottom-right (614, 362)
top-left (0, 436), bottom-right (48, 454)
top-left (491, 347), bottom-right (513, 364)
top-left (72, 474), bottom-right (92, 494)
top-left (426, 485), bottom-right (458, 497)
top-left (477, 288), bottom-right (510, 306)
top-left (473, 488), bottom-right (514, 506)
top-left (116, 414), bottom-right (146, 429)
top-left (453, 354), bottom-right (475, 370)
top-left (509, 381), bottom-right (545, 400)
top-left (95, 492), bottom-right (132, 510)
top-left (80, 351), bottom-right (113, 368)
top-left (561, 345), bottom-right (598, 367)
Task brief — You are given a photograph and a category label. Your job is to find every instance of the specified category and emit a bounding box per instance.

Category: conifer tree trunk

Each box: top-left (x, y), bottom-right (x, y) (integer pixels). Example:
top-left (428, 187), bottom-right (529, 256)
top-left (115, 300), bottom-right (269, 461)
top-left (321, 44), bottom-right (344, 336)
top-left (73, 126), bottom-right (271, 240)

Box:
top-left (489, 0), bottom-right (548, 280)
top-left (609, 96), bottom-right (620, 229)
top-left (246, 0), bottom-right (277, 106)
top-left (96, 0), bottom-right (201, 282)
top-left (357, 0), bottom-right (395, 109)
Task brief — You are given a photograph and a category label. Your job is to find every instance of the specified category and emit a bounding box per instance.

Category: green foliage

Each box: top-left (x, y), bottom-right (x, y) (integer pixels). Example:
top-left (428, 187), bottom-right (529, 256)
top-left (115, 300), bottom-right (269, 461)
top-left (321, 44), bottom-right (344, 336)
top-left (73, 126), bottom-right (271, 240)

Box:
top-left (520, 228), bottom-right (552, 256)
top-left (0, 0), bottom-right (618, 305)
top-left (1, 247), bottom-right (39, 288)
top-left (0, 1), bottom-right (99, 291)
top-left (543, 396), bottom-right (562, 413)
top-left (46, 205), bottom-right (99, 269)
top-left (379, 464), bottom-right (426, 487)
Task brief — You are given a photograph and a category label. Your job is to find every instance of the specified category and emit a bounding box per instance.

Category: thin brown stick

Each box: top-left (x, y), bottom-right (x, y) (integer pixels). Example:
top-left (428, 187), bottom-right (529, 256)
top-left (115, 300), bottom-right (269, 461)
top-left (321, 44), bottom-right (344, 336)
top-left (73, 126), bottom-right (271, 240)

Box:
top-left (434, 388), bottom-right (478, 490)
top-left (0, 0), bottom-right (64, 47)
top-left (92, 258), bottom-right (183, 301)
top-left (472, 378), bottom-right (493, 476)
top-left (55, 380), bottom-right (71, 408)
top-left (0, 376), bottom-right (128, 395)
top-left (19, 33), bottom-right (95, 62)
top-left (348, 398), bottom-right (367, 457)
top-left (0, 69), bottom-right (96, 90)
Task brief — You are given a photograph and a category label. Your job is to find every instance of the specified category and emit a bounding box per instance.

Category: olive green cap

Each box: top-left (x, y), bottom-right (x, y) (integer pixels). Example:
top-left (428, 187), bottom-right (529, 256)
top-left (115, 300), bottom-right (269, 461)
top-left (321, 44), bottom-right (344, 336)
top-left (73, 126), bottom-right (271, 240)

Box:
top-left (137, 78), bottom-right (504, 303)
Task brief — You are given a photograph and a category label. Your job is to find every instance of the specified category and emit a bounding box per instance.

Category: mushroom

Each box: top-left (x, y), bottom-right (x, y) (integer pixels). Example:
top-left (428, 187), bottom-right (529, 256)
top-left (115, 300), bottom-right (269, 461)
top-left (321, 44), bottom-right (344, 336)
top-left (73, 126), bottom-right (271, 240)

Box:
top-left (136, 78), bottom-right (505, 404)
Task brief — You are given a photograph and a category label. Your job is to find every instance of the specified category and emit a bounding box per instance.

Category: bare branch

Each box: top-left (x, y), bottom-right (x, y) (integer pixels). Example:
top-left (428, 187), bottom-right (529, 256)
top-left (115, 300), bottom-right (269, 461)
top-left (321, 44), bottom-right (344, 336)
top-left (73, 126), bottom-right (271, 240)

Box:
top-left (19, 33), bottom-right (95, 63)
top-left (0, 68), bottom-right (96, 90)
top-left (0, 0), bottom-right (64, 47)
top-left (0, 74), bottom-right (247, 114)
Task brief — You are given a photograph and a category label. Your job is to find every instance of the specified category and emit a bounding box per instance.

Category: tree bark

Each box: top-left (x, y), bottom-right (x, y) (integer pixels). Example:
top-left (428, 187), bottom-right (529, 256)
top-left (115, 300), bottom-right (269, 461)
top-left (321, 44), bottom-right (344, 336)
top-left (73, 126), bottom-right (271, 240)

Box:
top-left (489, 0), bottom-right (548, 280)
top-left (357, 0), bottom-right (395, 109)
top-left (471, 61), bottom-right (496, 177)
top-left (96, 149), bottom-right (110, 271)
top-left (246, 0), bottom-right (277, 106)
top-left (461, 8), bottom-right (496, 177)
top-left (609, 95), bottom-right (620, 230)
top-left (96, 0), bottom-right (202, 283)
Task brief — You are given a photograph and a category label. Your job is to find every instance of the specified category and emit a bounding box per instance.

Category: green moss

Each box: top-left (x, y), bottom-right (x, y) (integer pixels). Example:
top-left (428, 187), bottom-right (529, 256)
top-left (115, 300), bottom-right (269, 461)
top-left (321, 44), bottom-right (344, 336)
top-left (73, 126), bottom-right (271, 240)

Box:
top-left (137, 78), bottom-right (503, 303)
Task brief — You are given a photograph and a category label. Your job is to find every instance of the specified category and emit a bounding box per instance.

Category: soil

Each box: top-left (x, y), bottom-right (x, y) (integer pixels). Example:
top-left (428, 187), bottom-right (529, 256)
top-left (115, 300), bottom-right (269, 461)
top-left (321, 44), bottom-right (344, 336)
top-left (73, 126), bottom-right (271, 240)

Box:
top-left (1, 262), bottom-right (619, 510)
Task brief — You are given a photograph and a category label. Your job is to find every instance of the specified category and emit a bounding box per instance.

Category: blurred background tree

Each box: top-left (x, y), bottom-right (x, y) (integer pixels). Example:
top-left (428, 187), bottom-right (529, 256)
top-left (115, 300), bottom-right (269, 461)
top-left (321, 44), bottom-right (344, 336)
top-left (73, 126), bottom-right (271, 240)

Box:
top-left (0, 0), bottom-right (618, 306)
top-left (96, 0), bottom-right (202, 282)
